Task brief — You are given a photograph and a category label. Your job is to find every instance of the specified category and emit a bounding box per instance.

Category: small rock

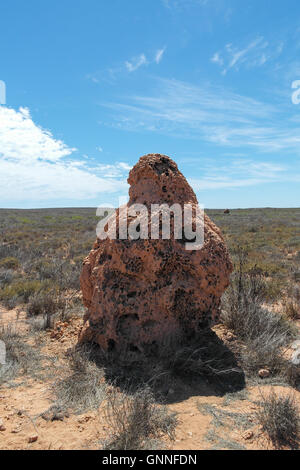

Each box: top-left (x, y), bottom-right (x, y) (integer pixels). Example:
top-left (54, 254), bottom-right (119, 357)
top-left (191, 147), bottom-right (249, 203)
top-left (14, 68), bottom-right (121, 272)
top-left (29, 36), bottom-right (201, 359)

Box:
top-left (77, 415), bottom-right (91, 424)
top-left (168, 388), bottom-right (175, 395)
top-left (243, 430), bottom-right (254, 440)
top-left (291, 340), bottom-right (300, 350)
top-left (226, 332), bottom-right (235, 342)
top-left (28, 434), bottom-right (38, 443)
top-left (11, 427), bottom-right (21, 433)
top-left (291, 349), bottom-right (300, 366)
top-left (258, 369), bottom-right (270, 378)
top-left (0, 418), bottom-right (6, 432)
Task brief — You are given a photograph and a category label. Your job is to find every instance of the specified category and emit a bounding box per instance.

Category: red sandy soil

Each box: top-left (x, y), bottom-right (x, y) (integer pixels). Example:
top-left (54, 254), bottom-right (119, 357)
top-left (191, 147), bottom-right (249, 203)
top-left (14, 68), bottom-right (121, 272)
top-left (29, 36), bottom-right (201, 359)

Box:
top-left (0, 305), bottom-right (299, 451)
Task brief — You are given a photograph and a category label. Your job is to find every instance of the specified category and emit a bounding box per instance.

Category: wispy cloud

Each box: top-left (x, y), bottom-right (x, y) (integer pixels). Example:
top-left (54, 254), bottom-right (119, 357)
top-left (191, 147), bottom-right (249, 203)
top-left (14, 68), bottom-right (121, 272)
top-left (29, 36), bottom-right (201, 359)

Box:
top-left (101, 77), bottom-right (300, 156)
top-left (189, 159), bottom-right (289, 190)
top-left (125, 53), bottom-right (148, 72)
top-left (0, 106), bottom-right (127, 205)
top-left (88, 48), bottom-right (166, 83)
top-left (210, 52), bottom-right (223, 66)
top-left (162, 0), bottom-right (210, 9)
top-left (211, 36), bottom-right (284, 74)
top-left (155, 47), bottom-right (166, 64)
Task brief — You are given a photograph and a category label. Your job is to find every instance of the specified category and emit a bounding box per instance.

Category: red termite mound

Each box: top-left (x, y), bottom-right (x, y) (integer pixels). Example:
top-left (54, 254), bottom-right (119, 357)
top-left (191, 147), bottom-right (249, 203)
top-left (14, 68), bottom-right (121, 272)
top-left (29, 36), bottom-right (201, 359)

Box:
top-left (79, 154), bottom-right (232, 353)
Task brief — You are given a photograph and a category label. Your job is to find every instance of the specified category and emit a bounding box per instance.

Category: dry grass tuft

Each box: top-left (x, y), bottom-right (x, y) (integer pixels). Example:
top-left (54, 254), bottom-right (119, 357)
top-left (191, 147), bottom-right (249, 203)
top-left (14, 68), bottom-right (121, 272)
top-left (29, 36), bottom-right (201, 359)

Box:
top-left (54, 345), bottom-right (107, 413)
top-left (0, 325), bottom-right (41, 385)
top-left (221, 246), bottom-right (296, 379)
top-left (102, 385), bottom-right (177, 450)
top-left (256, 390), bottom-right (299, 448)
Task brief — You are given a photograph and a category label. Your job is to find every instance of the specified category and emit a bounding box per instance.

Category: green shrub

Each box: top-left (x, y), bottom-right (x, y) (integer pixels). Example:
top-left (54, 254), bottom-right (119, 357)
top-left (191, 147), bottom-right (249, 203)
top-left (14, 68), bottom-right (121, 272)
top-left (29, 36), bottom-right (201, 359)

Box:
top-left (0, 279), bottom-right (55, 307)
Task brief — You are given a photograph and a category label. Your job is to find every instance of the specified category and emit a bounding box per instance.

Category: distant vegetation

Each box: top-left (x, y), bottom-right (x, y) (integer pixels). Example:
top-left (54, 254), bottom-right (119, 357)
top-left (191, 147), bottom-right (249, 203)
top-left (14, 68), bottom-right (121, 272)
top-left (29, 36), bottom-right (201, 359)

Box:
top-left (0, 207), bottom-right (299, 313)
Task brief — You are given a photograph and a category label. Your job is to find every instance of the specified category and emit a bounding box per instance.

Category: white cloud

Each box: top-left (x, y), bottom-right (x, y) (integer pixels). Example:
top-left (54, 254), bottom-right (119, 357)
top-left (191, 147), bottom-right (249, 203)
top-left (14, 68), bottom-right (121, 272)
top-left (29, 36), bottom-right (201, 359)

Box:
top-left (96, 162), bottom-right (132, 178)
top-left (0, 107), bottom-right (76, 163)
top-left (125, 54), bottom-right (148, 72)
top-left (155, 47), bottom-right (166, 64)
top-left (0, 106), bottom-right (128, 205)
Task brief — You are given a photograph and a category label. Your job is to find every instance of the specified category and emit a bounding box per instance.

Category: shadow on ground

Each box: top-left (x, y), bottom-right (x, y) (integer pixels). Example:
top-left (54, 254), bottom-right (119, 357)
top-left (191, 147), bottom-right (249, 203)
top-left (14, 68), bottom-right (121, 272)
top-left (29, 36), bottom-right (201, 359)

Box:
top-left (78, 328), bottom-right (246, 404)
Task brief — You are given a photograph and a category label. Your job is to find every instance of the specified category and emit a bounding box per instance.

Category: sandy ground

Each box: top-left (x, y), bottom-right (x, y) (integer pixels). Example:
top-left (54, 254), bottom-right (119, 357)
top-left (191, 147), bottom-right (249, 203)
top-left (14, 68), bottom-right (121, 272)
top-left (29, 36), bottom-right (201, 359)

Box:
top-left (0, 305), bottom-right (299, 451)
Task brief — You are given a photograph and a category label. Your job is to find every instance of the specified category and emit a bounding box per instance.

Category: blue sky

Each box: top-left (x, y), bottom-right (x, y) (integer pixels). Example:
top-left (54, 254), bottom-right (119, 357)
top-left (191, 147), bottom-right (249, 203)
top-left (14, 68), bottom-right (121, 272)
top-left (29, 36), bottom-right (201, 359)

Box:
top-left (1, 0), bottom-right (300, 208)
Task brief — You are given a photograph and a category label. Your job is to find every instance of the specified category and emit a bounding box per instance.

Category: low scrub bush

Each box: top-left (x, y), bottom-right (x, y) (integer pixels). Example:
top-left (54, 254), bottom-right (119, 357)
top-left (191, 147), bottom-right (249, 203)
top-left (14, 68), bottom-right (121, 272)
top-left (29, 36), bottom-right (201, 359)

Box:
top-left (256, 390), bottom-right (299, 448)
top-left (26, 291), bottom-right (67, 328)
top-left (0, 279), bottom-right (55, 307)
top-left (0, 268), bottom-right (15, 287)
top-left (221, 247), bottom-right (296, 377)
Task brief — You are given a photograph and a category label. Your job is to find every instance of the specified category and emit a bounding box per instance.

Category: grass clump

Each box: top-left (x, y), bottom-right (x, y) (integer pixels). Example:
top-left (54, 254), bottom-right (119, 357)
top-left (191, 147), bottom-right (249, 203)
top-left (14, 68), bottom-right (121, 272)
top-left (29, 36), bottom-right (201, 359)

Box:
top-left (256, 390), bottom-right (299, 448)
top-left (284, 284), bottom-right (300, 320)
top-left (0, 325), bottom-right (41, 385)
top-left (54, 345), bottom-right (106, 413)
top-left (102, 385), bottom-right (177, 450)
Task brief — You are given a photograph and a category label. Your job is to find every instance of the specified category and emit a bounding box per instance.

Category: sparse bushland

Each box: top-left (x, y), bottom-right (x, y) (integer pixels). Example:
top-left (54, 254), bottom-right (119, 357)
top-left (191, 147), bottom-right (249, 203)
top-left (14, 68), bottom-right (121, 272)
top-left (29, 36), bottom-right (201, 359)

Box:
top-left (0, 208), bottom-right (99, 316)
top-left (255, 390), bottom-right (299, 448)
top-left (0, 208), bottom-right (299, 451)
top-left (102, 385), bottom-right (177, 450)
